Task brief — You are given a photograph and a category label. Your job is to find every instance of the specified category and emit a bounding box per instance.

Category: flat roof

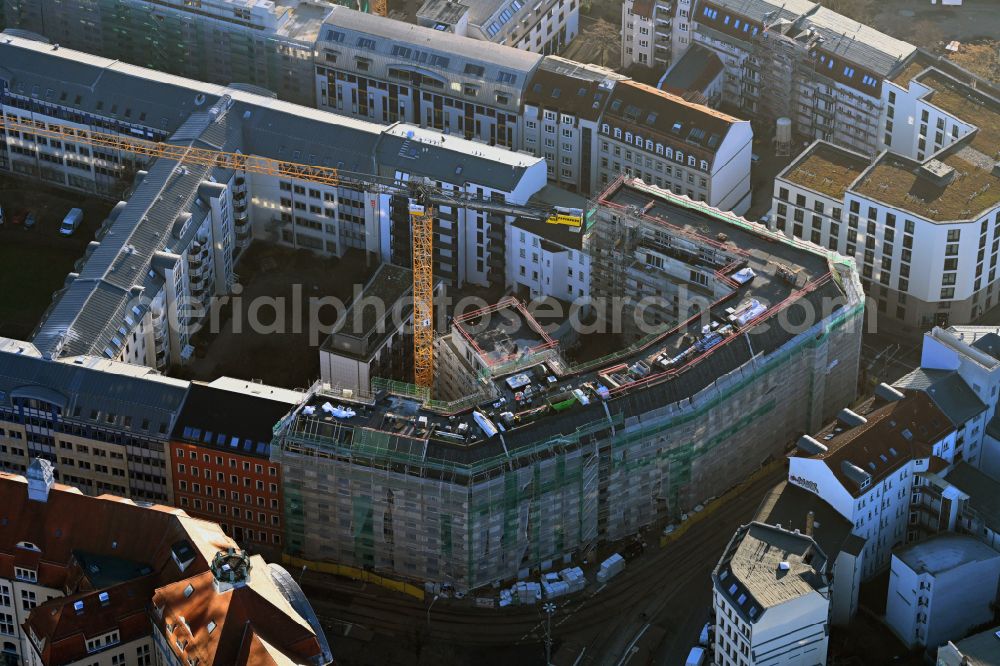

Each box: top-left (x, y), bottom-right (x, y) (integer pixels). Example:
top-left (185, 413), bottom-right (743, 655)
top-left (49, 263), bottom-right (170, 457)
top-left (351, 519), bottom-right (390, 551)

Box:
top-left (949, 625), bottom-right (1000, 665)
top-left (895, 533), bottom-right (1000, 576)
top-left (916, 70), bottom-right (1000, 157)
top-left (453, 297), bottom-right (556, 367)
top-left (780, 141), bottom-right (870, 200)
top-left (716, 522), bottom-right (828, 623)
top-left (276, 178), bottom-right (856, 475)
top-left (852, 149), bottom-right (1000, 223)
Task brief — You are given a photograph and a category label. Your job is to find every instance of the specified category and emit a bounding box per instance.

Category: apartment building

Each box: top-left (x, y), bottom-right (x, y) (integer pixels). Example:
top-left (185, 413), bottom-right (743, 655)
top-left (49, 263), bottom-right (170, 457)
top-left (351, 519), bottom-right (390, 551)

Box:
top-left (771, 72), bottom-right (1000, 331)
top-left (886, 534), bottom-right (1000, 650)
top-left (269, 178), bottom-right (864, 591)
top-left (521, 57), bottom-right (625, 196)
top-left (753, 482), bottom-right (865, 627)
top-left (676, 0), bottom-right (915, 156)
top-left (599, 81), bottom-right (751, 212)
top-left (0, 35), bottom-right (547, 369)
top-left (937, 625), bottom-right (1000, 666)
top-left (0, 0), bottom-right (324, 106)
top-left (712, 522), bottom-right (831, 666)
top-left (911, 461), bottom-right (1000, 554)
top-left (788, 391), bottom-right (958, 580)
top-left (621, 0), bottom-right (693, 72)
top-left (319, 264), bottom-right (446, 392)
top-left (314, 6), bottom-right (540, 149)
top-left (169, 380), bottom-right (303, 555)
top-left (0, 339), bottom-right (186, 503)
top-left (506, 214), bottom-right (590, 303)
top-left (0, 458), bottom-right (332, 666)
top-left (416, 0), bottom-right (580, 55)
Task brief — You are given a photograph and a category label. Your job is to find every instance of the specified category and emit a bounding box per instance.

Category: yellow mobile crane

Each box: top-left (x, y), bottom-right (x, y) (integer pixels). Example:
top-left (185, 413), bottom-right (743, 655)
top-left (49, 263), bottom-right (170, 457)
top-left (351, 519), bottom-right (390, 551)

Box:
top-left (0, 115), bottom-right (581, 389)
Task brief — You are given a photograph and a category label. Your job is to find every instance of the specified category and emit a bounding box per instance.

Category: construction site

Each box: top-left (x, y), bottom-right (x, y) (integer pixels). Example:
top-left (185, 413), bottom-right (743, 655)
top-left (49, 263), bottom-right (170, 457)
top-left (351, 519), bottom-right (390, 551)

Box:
top-left (271, 177), bottom-right (865, 592)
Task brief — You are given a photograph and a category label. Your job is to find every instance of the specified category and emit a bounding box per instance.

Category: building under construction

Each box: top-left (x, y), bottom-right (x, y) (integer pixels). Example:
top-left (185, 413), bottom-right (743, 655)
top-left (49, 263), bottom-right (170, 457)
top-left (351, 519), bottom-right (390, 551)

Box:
top-left (271, 177), bottom-right (865, 591)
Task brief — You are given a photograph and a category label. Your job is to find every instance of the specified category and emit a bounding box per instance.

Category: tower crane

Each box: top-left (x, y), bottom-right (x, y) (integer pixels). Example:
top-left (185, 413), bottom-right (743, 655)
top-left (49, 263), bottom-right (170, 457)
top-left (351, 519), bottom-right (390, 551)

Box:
top-left (0, 115), bottom-right (581, 390)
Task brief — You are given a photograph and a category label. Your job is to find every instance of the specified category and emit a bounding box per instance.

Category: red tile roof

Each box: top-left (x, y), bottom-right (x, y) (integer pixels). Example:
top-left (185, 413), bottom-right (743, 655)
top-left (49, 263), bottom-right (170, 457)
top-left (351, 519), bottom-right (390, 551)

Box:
top-left (1, 471), bottom-right (324, 666)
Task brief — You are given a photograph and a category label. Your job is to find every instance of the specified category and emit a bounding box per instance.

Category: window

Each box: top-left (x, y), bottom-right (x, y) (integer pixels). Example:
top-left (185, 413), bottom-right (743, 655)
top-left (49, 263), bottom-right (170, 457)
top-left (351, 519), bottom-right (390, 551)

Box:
top-left (0, 585), bottom-right (9, 608)
top-left (14, 567), bottom-right (37, 583)
top-left (0, 613), bottom-right (13, 636)
top-left (21, 590), bottom-right (36, 611)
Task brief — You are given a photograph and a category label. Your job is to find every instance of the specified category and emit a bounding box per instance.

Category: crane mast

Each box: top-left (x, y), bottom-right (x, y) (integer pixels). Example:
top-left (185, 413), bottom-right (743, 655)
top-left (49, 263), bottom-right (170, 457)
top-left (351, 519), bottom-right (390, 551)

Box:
top-left (0, 116), bottom-right (581, 392)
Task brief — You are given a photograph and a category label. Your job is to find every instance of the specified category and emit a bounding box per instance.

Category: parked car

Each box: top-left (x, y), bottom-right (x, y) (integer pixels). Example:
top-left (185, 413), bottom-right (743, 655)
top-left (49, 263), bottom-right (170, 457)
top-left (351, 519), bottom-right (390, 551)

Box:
top-left (8, 209), bottom-right (26, 226)
top-left (699, 622), bottom-right (711, 646)
top-left (59, 207), bottom-right (84, 235)
top-left (759, 213), bottom-right (772, 225)
top-left (24, 211), bottom-right (37, 229)
top-left (685, 646), bottom-right (707, 666)
top-left (0, 205), bottom-right (5, 226)
top-left (751, 153), bottom-right (761, 164)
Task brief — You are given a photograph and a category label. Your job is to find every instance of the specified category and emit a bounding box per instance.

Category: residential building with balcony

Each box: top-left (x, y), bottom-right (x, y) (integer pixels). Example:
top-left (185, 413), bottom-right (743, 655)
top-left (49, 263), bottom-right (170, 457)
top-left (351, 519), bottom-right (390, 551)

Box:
top-left (597, 81), bottom-right (752, 213)
top-left (685, 0), bottom-right (915, 156)
top-left (314, 6), bottom-right (540, 150)
top-left (0, 34), bottom-right (547, 373)
top-left (621, 0), bottom-right (688, 72)
top-left (788, 390), bottom-right (958, 579)
top-left (886, 534), bottom-right (1000, 650)
top-left (712, 522), bottom-right (831, 666)
top-left (521, 57), bottom-right (626, 196)
top-left (169, 380), bottom-right (303, 555)
top-left (0, 458), bottom-right (332, 666)
top-left (417, 0), bottom-right (579, 55)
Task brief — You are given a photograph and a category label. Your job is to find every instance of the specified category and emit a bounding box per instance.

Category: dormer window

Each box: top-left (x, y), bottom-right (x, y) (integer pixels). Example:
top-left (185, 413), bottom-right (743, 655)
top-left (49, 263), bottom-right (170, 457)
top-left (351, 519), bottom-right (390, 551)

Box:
top-left (14, 567), bottom-right (37, 583)
top-left (16, 541), bottom-right (40, 552)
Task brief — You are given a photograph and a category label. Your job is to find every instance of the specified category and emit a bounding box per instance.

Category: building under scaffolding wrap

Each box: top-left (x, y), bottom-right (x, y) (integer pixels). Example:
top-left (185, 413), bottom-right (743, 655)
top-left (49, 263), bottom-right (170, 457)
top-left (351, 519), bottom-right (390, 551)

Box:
top-left (271, 177), bottom-right (865, 592)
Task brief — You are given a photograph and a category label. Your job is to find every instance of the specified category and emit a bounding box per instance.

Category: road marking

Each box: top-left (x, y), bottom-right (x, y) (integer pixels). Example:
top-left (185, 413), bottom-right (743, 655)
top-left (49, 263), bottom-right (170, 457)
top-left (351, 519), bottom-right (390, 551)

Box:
top-left (616, 622), bottom-right (650, 666)
top-left (572, 647), bottom-right (587, 666)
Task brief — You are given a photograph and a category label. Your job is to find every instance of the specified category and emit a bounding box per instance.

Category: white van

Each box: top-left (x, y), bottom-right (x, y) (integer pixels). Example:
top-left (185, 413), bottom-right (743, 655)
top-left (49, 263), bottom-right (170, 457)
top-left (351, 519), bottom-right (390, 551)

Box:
top-left (60, 208), bottom-right (84, 236)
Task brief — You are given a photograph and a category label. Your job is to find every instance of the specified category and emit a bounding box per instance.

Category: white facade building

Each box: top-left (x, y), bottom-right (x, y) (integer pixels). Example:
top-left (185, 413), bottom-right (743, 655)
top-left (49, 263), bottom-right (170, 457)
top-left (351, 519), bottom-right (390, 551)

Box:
top-left (886, 534), bottom-right (1000, 650)
top-left (788, 391), bottom-right (957, 579)
top-left (0, 34), bottom-right (546, 371)
top-left (597, 80), bottom-right (752, 213)
top-left (771, 58), bottom-right (1000, 329)
top-left (680, 0), bottom-right (916, 156)
top-left (417, 0), bottom-right (579, 55)
top-left (712, 522), bottom-right (831, 666)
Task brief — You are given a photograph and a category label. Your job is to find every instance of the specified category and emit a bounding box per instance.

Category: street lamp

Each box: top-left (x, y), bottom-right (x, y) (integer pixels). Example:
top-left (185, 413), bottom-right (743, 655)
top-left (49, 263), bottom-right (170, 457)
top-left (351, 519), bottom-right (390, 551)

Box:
top-left (426, 594), bottom-right (440, 629)
top-left (543, 602), bottom-right (556, 666)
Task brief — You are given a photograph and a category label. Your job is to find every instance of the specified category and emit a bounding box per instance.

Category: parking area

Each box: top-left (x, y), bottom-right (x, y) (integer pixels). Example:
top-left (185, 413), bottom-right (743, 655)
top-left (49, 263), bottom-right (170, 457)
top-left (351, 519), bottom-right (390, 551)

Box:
top-left (0, 175), bottom-right (117, 340)
top-left (180, 244), bottom-right (377, 389)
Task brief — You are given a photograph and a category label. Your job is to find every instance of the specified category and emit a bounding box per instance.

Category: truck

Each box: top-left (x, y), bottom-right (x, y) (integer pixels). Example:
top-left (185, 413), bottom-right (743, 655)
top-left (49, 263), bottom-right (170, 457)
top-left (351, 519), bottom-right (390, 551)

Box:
top-left (60, 208), bottom-right (84, 236)
top-left (685, 646), bottom-right (707, 666)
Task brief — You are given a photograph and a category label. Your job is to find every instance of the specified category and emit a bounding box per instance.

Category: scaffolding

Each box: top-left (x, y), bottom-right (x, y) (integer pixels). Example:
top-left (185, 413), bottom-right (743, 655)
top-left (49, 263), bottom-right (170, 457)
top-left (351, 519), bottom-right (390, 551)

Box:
top-left (272, 284), bottom-right (864, 590)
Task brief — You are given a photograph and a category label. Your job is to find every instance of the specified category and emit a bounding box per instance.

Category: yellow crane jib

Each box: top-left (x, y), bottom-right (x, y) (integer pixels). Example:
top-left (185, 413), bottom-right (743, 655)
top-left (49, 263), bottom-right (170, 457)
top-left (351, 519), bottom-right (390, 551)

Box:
top-left (545, 206), bottom-right (584, 227)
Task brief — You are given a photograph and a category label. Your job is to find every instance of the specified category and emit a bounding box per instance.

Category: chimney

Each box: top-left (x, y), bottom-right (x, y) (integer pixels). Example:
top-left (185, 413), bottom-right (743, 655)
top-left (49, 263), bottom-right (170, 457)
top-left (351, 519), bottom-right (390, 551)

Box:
top-left (806, 511), bottom-right (815, 537)
top-left (27, 458), bottom-right (55, 502)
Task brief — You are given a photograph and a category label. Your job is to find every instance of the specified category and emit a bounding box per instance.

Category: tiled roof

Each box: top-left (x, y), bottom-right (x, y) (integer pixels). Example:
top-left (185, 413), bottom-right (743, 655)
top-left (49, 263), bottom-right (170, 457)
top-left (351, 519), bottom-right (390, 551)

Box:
top-left (604, 80), bottom-right (739, 158)
top-left (893, 368), bottom-right (986, 427)
top-left (801, 391), bottom-right (952, 497)
top-left (1, 467), bottom-right (327, 666)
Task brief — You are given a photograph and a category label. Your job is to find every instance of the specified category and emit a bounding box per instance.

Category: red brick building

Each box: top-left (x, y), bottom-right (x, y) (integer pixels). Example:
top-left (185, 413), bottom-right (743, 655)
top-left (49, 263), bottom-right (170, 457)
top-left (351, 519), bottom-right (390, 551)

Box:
top-left (169, 382), bottom-right (299, 555)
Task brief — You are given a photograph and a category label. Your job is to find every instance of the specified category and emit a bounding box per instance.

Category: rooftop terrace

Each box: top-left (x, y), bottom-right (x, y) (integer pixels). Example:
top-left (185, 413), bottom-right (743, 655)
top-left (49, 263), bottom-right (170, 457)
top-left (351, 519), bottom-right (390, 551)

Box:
top-left (917, 70), bottom-right (1000, 158)
top-left (781, 141), bottom-right (871, 200)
